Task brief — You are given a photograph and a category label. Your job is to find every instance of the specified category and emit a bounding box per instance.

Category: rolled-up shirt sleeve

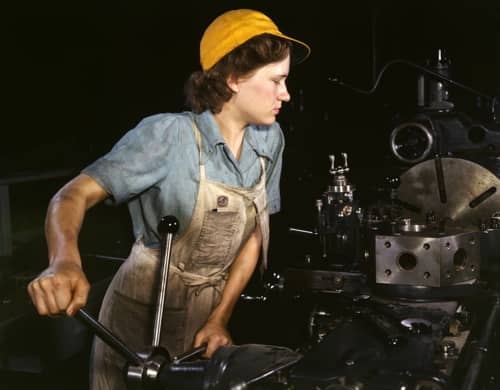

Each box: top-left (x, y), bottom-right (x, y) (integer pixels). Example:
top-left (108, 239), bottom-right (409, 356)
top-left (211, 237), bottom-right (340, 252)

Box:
top-left (82, 114), bottom-right (181, 205)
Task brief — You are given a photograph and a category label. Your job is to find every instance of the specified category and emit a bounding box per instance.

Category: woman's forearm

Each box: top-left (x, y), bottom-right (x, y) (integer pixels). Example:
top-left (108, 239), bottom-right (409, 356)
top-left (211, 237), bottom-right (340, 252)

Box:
top-left (207, 224), bottom-right (263, 325)
top-left (45, 174), bottom-right (108, 265)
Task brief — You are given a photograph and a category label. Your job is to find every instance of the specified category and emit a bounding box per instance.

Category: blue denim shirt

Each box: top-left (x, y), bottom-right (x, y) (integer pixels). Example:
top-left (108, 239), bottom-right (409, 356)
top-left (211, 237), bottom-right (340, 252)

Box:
top-left (82, 110), bottom-right (284, 247)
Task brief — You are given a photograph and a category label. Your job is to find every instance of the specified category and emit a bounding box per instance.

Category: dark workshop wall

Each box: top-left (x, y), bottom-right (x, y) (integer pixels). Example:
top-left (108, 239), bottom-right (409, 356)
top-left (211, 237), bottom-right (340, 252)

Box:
top-left (3, 0), bottom-right (500, 262)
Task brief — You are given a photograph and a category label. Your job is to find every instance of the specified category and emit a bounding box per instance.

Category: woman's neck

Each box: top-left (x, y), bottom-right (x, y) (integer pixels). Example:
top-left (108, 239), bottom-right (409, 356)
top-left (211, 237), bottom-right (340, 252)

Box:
top-left (214, 109), bottom-right (247, 160)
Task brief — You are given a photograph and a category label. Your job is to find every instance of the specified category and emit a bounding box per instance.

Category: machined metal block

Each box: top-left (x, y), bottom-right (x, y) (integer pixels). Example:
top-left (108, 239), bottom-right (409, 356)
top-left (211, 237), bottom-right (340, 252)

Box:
top-left (375, 228), bottom-right (480, 287)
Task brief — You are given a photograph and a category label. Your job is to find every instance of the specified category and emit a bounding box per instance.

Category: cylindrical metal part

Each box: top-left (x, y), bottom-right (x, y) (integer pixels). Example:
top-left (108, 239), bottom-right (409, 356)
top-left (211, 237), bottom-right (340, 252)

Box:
top-left (153, 216), bottom-right (180, 348)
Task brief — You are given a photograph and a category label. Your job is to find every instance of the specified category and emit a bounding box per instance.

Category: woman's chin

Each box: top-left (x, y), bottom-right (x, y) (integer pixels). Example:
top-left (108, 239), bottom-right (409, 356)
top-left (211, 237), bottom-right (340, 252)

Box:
top-left (260, 116), bottom-right (277, 126)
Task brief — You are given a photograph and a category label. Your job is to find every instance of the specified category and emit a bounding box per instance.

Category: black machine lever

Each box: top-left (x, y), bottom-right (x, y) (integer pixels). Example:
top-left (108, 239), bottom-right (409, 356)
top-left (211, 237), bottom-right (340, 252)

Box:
top-left (75, 308), bottom-right (144, 366)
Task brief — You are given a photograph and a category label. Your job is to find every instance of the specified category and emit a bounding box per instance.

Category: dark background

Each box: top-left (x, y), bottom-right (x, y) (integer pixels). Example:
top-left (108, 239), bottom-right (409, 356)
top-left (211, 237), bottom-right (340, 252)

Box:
top-left (2, 1), bottom-right (500, 388)
top-left (4, 0), bottom-right (500, 256)
top-left (4, 0), bottom-right (500, 173)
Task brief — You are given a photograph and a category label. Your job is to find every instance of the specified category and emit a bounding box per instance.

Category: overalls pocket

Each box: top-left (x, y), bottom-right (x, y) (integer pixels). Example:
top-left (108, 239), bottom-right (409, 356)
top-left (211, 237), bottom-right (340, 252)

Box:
top-left (190, 209), bottom-right (239, 266)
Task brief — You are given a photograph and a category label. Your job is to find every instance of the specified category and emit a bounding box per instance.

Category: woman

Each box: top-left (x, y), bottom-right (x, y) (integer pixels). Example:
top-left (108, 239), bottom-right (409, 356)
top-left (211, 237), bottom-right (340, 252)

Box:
top-left (27, 8), bottom-right (310, 389)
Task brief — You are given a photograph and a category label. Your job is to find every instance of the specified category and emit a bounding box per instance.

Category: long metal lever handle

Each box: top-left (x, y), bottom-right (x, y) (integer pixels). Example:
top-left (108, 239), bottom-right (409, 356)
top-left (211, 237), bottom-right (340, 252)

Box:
top-left (76, 308), bottom-right (143, 365)
top-left (172, 343), bottom-right (207, 364)
top-left (153, 215), bottom-right (180, 348)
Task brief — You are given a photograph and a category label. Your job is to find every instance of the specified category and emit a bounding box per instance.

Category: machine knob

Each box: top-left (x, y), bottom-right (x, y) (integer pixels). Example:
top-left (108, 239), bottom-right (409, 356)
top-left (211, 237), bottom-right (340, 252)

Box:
top-left (158, 215), bottom-right (180, 235)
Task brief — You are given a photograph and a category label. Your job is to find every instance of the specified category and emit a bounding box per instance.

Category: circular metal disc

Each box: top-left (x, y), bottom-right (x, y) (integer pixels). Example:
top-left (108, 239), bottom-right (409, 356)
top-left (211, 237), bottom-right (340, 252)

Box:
top-left (397, 158), bottom-right (500, 227)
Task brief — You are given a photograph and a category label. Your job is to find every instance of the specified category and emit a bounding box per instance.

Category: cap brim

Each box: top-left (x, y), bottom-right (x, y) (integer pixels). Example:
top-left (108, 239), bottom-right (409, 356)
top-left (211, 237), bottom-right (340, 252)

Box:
top-left (277, 34), bottom-right (310, 65)
top-left (290, 39), bottom-right (311, 65)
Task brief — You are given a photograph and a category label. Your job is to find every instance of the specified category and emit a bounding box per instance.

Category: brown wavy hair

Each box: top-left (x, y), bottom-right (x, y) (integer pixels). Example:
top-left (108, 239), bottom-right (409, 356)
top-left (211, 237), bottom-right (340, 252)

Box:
top-left (184, 34), bottom-right (291, 114)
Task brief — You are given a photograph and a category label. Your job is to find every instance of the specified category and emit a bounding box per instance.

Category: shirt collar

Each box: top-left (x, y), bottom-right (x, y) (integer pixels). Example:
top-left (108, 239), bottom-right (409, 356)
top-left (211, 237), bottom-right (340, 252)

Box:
top-left (194, 110), bottom-right (274, 162)
top-left (193, 111), bottom-right (224, 154)
top-left (244, 125), bottom-right (274, 162)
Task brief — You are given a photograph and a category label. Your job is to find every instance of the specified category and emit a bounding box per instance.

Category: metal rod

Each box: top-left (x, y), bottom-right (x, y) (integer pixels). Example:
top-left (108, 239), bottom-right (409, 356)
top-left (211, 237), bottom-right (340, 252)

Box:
top-left (153, 216), bottom-right (180, 348)
top-left (153, 233), bottom-right (173, 347)
top-left (460, 295), bottom-right (500, 390)
top-left (469, 187), bottom-right (497, 209)
top-left (288, 227), bottom-right (318, 236)
top-left (434, 155), bottom-right (447, 204)
top-left (172, 343), bottom-right (207, 364)
top-left (76, 308), bottom-right (143, 365)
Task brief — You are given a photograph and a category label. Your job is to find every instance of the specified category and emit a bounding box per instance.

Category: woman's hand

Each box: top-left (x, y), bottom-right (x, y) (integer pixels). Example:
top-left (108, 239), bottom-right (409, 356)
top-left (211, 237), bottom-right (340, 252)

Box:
top-left (193, 319), bottom-right (233, 358)
top-left (27, 262), bottom-right (90, 317)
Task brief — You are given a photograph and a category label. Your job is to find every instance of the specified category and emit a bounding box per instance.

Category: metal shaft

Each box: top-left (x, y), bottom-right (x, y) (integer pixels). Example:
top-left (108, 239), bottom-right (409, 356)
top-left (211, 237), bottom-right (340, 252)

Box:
top-left (153, 216), bottom-right (180, 348)
top-left (460, 294), bottom-right (500, 390)
top-left (434, 155), bottom-right (447, 204)
top-left (76, 308), bottom-right (143, 365)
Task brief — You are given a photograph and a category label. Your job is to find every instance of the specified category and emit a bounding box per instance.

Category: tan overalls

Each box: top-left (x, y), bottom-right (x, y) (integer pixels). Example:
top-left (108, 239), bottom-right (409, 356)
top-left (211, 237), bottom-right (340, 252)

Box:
top-left (91, 121), bottom-right (270, 390)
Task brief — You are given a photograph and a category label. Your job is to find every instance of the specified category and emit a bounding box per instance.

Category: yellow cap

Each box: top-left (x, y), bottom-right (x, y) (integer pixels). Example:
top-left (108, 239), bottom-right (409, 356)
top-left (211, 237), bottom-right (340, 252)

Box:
top-left (200, 9), bottom-right (311, 71)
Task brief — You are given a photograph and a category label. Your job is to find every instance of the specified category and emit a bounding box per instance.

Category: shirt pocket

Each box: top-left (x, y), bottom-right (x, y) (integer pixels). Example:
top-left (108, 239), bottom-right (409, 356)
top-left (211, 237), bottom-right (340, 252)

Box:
top-left (190, 209), bottom-right (240, 267)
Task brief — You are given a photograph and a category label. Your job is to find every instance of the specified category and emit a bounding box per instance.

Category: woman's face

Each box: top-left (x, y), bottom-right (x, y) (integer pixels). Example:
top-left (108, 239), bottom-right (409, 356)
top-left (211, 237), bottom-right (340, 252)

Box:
top-left (229, 54), bottom-right (291, 126)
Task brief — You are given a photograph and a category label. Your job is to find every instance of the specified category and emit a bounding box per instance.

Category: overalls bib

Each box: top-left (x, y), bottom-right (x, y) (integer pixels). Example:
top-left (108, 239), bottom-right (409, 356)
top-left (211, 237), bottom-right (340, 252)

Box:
top-left (91, 120), bottom-right (270, 390)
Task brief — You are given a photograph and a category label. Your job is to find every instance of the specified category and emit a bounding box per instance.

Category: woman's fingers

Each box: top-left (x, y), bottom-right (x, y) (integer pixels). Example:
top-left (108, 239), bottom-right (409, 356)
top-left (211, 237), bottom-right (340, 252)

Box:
top-left (28, 275), bottom-right (61, 314)
top-left (27, 264), bottom-right (90, 317)
top-left (66, 276), bottom-right (90, 316)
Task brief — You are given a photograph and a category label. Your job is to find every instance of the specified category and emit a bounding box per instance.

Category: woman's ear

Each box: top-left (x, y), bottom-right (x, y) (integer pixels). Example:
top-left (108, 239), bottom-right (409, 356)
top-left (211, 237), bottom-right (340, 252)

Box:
top-left (227, 75), bottom-right (239, 93)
